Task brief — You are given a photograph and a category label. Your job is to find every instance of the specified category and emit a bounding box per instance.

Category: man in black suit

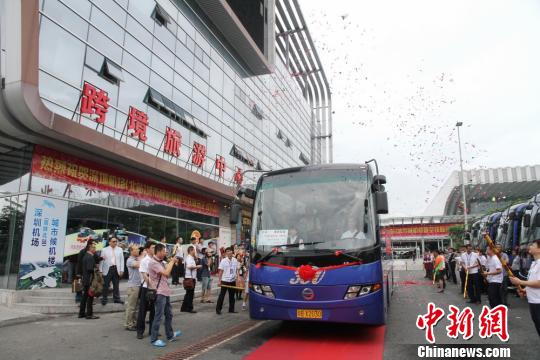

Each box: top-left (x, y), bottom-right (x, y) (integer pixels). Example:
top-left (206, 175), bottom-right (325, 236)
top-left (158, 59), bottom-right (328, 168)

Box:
top-left (79, 242), bottom-right (99, 320)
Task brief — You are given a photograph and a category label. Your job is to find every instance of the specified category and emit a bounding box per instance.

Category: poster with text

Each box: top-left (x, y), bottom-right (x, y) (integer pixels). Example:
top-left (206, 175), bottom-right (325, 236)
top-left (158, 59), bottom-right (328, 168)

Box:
top-left (17, 195), bottom-right (68, 289)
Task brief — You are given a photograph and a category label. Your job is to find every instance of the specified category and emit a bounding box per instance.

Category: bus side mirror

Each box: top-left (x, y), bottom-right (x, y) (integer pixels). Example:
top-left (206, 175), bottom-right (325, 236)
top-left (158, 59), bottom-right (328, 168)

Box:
top-left (372, 175), bottom-right (386, 192)
top-left (502, 223), bottom-right (508, 234)
top-left (230, 203), bottom-right (242, 224)
top-left (535, 214), bottom-right (540, 227)
top-left (375, 192), bottom-right (388, 214)
top-left (523, 213), bottom-right (531, 227)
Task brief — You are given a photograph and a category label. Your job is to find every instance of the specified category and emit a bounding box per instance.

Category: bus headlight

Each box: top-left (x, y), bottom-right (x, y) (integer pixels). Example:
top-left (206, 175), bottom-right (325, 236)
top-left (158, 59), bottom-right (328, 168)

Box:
top-left (344, 283), bottom-right (382, 299)
top-left (250, 283), bottom-right (275, 298)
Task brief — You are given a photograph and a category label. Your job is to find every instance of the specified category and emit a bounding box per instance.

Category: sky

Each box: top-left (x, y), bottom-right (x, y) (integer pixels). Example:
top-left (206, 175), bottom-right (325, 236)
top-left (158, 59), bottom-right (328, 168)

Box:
top-left (298, 0), bottom-right (540, 217)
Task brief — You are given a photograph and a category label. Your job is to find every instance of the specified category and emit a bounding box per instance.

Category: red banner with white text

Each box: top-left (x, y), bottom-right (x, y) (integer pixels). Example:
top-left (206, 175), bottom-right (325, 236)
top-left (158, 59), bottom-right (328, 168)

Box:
top-left (381, 223), bottom-right (462, 238)
top-left (31, 145), bottom-right (219, 217)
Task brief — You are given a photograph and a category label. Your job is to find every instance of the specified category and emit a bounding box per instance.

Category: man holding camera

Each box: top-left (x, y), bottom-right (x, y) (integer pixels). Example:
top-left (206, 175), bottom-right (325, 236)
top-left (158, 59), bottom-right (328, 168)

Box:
top-left (148, 243), bottom-right (181, 347)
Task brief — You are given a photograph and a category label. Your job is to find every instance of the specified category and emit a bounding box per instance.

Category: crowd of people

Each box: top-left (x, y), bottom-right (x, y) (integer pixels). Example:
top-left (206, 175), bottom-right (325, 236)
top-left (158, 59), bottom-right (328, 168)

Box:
top-left (74, 231), bottom-right (251, 347)
top-left (422, 239), bottom-right (540, 336)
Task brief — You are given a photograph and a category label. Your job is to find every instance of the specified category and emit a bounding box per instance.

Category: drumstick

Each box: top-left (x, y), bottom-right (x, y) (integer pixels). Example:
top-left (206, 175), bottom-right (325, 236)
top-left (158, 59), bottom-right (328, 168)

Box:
top-left (219, 284), bottom-right (245, 290)
top-left (463, 269), bottom-right (469, 299)
top-left (483, 234), bottom-right (526, 298)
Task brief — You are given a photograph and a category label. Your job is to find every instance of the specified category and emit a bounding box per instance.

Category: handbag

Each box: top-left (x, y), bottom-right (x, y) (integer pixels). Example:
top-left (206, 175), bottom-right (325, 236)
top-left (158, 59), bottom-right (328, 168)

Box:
top-left (145, 275), bottom-right (161, 303)
top-left (183, 278), bottom-right (195, 290)
top-left (72, 277), bottom-right (83, 293)
top-left (90, 270), bottom-right (103, 298)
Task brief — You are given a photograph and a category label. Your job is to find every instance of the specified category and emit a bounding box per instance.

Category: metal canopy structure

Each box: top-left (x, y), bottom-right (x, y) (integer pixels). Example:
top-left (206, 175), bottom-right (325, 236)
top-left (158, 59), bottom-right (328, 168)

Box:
top-left (275, 0), bottom-right (333, 164)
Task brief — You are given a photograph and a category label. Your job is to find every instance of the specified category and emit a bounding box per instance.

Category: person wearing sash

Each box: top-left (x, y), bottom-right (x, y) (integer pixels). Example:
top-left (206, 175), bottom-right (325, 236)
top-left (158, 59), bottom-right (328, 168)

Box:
top-left (432, 249), bottom-right (446, 293)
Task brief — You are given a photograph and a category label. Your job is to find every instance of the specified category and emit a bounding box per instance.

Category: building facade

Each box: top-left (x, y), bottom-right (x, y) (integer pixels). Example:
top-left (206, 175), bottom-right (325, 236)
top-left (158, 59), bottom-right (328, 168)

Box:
top-left (0, 0), bottom-right (331, 289)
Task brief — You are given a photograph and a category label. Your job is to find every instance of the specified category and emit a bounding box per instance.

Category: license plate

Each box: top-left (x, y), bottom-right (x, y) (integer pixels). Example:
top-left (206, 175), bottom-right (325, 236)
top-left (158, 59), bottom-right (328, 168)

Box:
top-left (296, 309), bottom-right (322, 319)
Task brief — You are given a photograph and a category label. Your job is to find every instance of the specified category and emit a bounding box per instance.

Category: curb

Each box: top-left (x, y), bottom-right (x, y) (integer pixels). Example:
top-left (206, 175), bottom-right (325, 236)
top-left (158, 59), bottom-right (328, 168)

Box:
top-left (0, 313), bottom-right (51, 328)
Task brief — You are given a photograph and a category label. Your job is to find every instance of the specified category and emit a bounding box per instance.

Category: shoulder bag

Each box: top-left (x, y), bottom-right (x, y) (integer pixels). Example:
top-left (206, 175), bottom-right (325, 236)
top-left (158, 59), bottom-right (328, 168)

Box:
top-left (145, 275), bottom-right (162, 303)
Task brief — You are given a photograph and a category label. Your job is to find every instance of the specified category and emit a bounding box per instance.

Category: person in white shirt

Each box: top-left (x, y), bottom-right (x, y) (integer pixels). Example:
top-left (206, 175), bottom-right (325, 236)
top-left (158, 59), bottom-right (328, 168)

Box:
top-left (496, 244), bottom-right (510, 306)
top-left (462, 244), bottom-right (481, 304)
top-left (136, 241), bottom-right (155, 339)
top-left (510, 239), bottom-right (540, 336)
top-left (216, 247), bottom-right (239, 314)
top-left (100, 237), bottom-right (125, 305)
top-left (483, 247), bottom-right (503, 308)
top-left (181, 246), bottom-right (201, 313)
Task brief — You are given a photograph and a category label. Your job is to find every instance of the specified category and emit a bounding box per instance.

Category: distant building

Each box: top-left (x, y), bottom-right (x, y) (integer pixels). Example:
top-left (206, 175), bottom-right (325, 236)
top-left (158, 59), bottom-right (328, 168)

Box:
top-left (424, 165), bottom-right (540, 216)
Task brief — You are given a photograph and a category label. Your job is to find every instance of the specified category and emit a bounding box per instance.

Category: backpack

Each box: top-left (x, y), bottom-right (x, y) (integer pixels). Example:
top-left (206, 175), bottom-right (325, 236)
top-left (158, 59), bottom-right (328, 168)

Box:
top-left (89, 270), bottom-right (104, 297)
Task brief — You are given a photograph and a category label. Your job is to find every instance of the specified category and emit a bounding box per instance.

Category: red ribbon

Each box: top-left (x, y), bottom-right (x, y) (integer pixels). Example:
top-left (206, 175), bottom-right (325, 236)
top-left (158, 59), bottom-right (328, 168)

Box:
top-left (257, 261), bottom-right (362, 272)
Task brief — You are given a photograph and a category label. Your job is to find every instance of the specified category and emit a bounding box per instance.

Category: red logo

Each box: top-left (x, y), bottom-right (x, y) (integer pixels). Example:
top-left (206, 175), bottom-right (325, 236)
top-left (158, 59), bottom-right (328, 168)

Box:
top-left (446, 305), bottom-right (474, 340)
top-left (479, 305), bottom-right (509, 342)
top-left (416, 302), bottom-right (445, 344)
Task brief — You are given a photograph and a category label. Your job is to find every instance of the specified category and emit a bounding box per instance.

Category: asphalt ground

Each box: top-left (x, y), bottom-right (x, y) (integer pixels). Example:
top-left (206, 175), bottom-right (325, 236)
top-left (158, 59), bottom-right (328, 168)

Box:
top-left (0, 269), bottom-right (538, 360)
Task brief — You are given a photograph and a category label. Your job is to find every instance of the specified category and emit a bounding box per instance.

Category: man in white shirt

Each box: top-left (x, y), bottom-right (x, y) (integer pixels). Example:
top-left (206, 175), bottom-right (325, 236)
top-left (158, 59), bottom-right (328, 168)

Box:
top-left (510, 239), bottom-right (540, 336)
top-left (181, 245), bottom-right (201, 313)
top-left (496, 244), bottom-right (510, 306)
top-left (136, 241), bottom-right (155, 340)
top-left (216, 246), bottom-right (239, 315)
top-left (462, 244), bottom-right (481, 304)
top-left (100, 237), bottom-right (125, 305)
top-left (483, 246), bottom-right (503, 308)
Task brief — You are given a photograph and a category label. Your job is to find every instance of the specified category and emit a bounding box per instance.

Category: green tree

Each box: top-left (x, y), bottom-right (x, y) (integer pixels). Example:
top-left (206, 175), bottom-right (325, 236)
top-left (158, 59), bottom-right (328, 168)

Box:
top-left (448, 224), bottom-right (465, 248)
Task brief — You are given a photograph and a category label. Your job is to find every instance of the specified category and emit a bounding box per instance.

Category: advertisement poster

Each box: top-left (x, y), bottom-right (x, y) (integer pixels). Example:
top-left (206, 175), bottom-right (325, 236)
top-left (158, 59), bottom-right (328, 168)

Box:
top-left (64, 227), bottom-right (107, 257)
top-left (18, 195), bottom-right (68, 289)
top-left (218, 226), bottom-right (232, 250)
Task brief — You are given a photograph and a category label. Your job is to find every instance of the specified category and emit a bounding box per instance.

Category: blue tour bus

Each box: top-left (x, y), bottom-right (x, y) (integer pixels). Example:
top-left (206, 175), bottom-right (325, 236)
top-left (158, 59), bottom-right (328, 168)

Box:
top-left (230, 163), bottom-right (393, 325)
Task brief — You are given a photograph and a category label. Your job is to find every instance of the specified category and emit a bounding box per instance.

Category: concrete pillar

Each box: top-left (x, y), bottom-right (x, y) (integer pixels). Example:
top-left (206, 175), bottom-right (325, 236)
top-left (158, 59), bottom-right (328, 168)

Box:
top-left (421, 238), bottom-right (425, 256)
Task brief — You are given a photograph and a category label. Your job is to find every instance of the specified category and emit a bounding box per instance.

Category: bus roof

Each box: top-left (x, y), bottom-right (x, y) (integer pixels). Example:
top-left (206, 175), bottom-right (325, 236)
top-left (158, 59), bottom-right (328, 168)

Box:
top-left (261, 163), bottom-right (370, 179)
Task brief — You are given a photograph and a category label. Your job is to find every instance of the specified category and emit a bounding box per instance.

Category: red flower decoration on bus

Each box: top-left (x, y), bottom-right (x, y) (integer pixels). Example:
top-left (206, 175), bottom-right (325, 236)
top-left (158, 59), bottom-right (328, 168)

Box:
top-left (298, 265), bottom-right (317, 282)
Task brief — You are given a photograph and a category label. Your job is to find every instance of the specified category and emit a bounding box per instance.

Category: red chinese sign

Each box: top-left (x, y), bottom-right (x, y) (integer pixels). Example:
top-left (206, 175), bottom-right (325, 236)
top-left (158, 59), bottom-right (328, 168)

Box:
top-left (127, 106), bottom-right (148, 142)
top-left (191, 142), bottom-right (206, 168)
top-left (233, 167), bottom-right (243, 185)
top-left (31, 146), bottom-right (219, 217)
top-left (381, 223), bottom-right (463, 238)
top-left (215, 156), bottom-right (226, 178)
top-left (80, 82), bottom-right (109, 124)
top-left (164, 127), bottom-right (181, 157)
top-left (417, 303), bottom-right (509, 343)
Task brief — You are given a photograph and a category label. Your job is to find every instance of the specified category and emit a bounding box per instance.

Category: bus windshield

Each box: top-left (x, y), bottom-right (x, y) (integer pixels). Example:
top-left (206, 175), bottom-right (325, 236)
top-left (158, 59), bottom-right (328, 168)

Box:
top-left (252, 169), bottom-right (375, 254)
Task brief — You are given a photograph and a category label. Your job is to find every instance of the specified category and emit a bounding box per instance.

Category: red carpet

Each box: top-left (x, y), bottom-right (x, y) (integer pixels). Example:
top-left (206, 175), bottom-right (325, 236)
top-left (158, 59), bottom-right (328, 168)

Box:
top-left (245, 323), bottom-right (385, 360)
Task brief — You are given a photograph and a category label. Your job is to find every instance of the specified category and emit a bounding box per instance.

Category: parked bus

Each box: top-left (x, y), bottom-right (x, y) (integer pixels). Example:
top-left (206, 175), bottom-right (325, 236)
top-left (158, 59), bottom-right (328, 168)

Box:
top-left (230, 163), bottom-right (393, 325)
top-left (522, 193), bottom-right (540, 249)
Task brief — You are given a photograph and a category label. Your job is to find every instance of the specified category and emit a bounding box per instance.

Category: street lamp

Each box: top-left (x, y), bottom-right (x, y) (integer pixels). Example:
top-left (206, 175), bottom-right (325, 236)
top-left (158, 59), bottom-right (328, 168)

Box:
top-left (455, 122), bottom-right (468, 241)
